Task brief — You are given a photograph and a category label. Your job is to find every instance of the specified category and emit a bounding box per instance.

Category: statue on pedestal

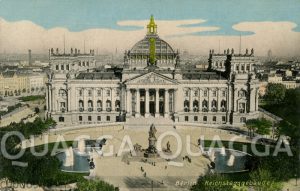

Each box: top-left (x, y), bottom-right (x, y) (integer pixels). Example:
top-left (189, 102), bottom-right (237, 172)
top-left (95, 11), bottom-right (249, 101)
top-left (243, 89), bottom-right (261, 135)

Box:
top-left (144, 124), bottom-right (159, 158)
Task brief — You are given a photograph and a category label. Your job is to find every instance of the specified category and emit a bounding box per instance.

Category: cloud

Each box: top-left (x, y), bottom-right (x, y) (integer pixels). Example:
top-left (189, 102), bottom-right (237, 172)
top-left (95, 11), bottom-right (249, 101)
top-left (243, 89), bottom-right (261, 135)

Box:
top-left (0, 18), bottom-right (299, 57)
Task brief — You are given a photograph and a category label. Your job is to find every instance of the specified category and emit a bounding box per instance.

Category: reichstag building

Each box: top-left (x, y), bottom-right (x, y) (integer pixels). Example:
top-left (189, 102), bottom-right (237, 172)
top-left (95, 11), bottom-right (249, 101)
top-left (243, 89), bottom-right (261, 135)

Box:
top-left (46, 16), bottom-right (260, 126)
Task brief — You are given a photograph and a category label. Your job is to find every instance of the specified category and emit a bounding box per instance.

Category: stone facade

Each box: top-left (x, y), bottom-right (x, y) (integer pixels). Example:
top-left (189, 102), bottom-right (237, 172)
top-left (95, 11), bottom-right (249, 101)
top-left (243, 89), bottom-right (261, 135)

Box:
top-left (46, 16), bottom-right (260, 126)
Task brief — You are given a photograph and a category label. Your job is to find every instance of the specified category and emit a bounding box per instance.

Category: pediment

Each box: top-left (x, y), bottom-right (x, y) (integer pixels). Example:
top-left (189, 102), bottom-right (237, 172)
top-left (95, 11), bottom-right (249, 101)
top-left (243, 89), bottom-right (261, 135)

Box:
top-left (125, 72), bottom-right (178, 85)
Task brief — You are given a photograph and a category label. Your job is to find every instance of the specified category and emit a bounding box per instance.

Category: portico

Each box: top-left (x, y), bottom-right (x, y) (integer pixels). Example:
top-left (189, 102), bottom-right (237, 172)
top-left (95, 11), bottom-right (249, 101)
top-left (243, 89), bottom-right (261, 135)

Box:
top-left (124, 72), bottom-right (178, 119)
top-left (126, 88), bottom-right (175, 118)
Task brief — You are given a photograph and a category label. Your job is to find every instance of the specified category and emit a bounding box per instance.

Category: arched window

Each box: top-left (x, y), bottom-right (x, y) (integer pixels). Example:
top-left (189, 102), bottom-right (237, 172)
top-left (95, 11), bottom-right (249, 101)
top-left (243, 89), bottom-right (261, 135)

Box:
top-left (79, 100), bottom-right (84, 111)
top-left (239, 102), bottom-right (246, 113)
top-left (88, 100), bottom-right (93, 111)
top-left (115, 100), bottom-right (120, 111)
top-left (106, 100), bottom-right (111, 112)
top-left (193, 100), bottom-right (199, 112)
top-left (202, 100), bottom-right (208, 112)
top-left (221, 100), bottom-right (226, 112)
top-left (97, 100), bottom-right (102, 112)
top-left (211, 100), bottom-right (217, 112)
top-left (184, 100), bottom-right (189, 112)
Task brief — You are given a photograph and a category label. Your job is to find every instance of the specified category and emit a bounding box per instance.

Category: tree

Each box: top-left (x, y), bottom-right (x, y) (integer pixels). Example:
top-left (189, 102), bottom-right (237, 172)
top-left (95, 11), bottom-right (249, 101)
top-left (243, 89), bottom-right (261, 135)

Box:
top-left (246, 118), bottom-right (272, 137)
top-left (277, 120), bottom-right (300, 147)
top-left (264, 83), bottom-right (286, 104)
top-left (76, 179), bottom-right (116, 191)
top-left (250, 168), bottom-right (283, 191)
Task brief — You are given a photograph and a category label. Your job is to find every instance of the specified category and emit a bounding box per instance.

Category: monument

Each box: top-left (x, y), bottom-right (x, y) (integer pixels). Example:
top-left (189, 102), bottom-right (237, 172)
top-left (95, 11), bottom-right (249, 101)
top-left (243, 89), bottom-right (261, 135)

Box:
top-left (144, 124), bottom-right (159, 158)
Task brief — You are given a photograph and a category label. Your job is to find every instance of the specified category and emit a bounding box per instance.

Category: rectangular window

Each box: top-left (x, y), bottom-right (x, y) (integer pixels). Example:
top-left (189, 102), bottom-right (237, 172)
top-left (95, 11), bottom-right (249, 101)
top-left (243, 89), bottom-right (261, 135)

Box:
top-left (204, 90), bottom-right (208, 97)
top-left (59, 117), bottom-right (64, 122)
top-left (106, 116), bottom-right (110, 121)
top-left (246, 65), bottom-right (250, 71)
top-left (61, 65), bottom-right (64, 70)
top-left (56, 65), bottom-right (59, 70)
top-left (79, 90), bottom-right (83, 96)
top-left (185, 116), bottom-right (189, 122)
top-left (241, 65), bottom-right (245, 71)
top-left (236, 65), bottom-right (239, 71)
top-left (88, 90), bottom-right (92, 96)
top-left (222, 116), bottom-right (226, 122)
top-left (222, 91), bottom-right (226, 97)
top-left (88, 116), bottom-right (92, 121)
top-left (97, 116), bottom-right (101, 121)
top-left (106, 90), bottom-right (110, 96)
top-left (194, 90), bottom-right (198, 97)
top-left (203, 116), bottom-right (207, 122)
top-left (213, 116), bottom-right (217, 122)
top-left (212, 90), bottom-right (217, 97)
top-left (185, 90), bottom-right (189, 97)
top-left (97, 90), bottom-right (101, 96)
top-left (194, 116), bottom-right (198, 121)
top-left (79, 116), bottom-right (82, 121)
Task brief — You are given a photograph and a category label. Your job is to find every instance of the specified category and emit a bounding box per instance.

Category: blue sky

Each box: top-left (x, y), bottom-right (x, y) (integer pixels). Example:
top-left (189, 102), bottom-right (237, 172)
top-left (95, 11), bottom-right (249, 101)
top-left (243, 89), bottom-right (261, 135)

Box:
top-left (0, 0), bottom-right (299, 35)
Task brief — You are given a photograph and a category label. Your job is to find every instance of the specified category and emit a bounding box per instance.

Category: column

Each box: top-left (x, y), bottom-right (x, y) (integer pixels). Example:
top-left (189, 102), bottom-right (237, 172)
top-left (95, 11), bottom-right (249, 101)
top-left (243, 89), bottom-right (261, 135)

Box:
top-left (111, 88), bottom-right (115, 111)
top-left (233, 87), bottom-right (238, 112)
top-left (198, 88), bottom-right (201, 112)
top-left (52, 87), bottom-right (56, 112)
top-left (207, 88), bottom-right (210, 111)
top-left (48, 85), bottom-right (52, 112)
top-left (126, 89), bottom-right (131, 117)
top-left (92, 88), bottom-right (96, 112)
top-left (145, 88), bottom-right (150, 117)
top-left (46, 85), bottom-right (49, 112)
top-left (217, 88), bottom-right (220, 111)
top-left (164, 89), bottom-right (169, 117)
top-left (227, 85), bottom-right (232, 112)
top-left (176, 88), bottom-right (183, 112)
top-left (189, 89), bottom-right (192, 112)
top-left (102, 88), bottom-right (106, 111)
top-left (173, 89), bottom-right (177, 113)
top-left (67, 87), bottom-right (71, 112)
top-left (136, 89), bottom-right (140, 117)
top-left (155, 89), bottom-right (159, 117)
top-left (255, 88), bottom-right (259, 111)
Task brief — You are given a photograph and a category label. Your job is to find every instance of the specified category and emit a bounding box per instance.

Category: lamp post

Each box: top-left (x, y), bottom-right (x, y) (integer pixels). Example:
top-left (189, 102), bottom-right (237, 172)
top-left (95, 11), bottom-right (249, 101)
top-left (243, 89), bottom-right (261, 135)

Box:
top-left (295, 174), bottom-right (298, 186)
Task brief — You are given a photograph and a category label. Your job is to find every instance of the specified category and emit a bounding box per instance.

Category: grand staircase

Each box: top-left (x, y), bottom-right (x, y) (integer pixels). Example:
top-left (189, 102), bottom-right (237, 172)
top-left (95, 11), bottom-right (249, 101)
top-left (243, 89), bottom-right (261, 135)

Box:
top-left (125, 116), bottom-right (175, 129)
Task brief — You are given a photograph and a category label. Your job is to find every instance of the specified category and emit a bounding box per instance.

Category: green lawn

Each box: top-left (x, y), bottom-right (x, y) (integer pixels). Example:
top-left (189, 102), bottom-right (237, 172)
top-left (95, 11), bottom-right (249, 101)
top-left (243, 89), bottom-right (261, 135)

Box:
top-left (19, 95), bottom-right (45, 102)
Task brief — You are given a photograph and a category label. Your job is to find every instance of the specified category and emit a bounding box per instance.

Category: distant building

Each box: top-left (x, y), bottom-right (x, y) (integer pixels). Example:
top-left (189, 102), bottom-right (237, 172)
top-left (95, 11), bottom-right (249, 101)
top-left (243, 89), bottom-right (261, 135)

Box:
top-left (0, 71), bottom-right (28, 96)
top-left (0, 70), bottom-right (46, 96)
top-left (266, 74), bottom-right (299, 89)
